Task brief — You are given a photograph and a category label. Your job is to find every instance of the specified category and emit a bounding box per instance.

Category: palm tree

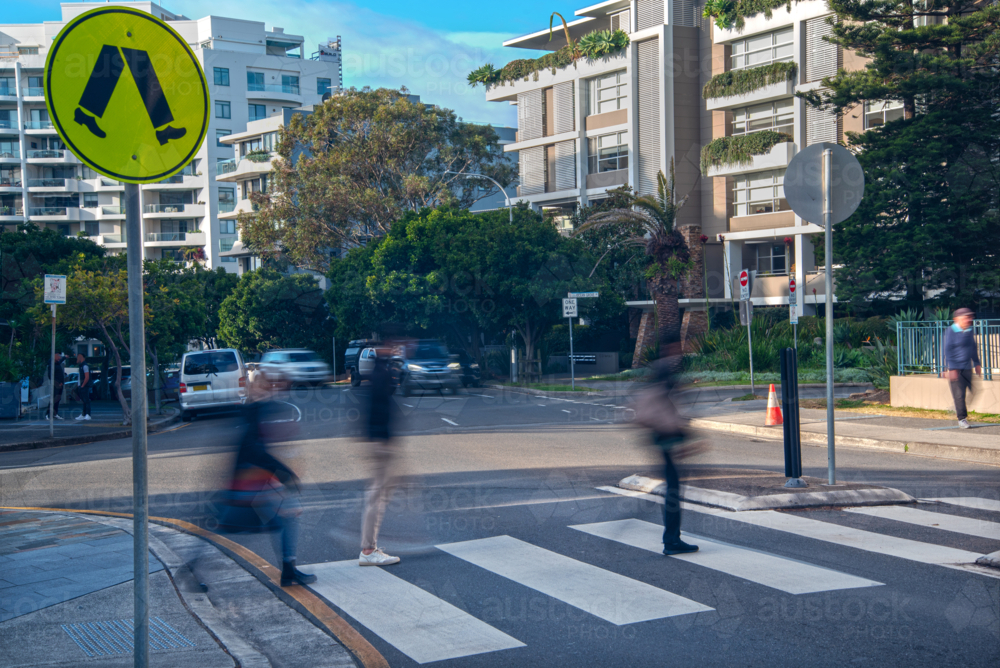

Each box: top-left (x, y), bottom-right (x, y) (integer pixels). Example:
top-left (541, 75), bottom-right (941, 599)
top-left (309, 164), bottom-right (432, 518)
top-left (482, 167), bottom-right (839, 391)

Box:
top-left (574, 160), bottom-right (693, 346)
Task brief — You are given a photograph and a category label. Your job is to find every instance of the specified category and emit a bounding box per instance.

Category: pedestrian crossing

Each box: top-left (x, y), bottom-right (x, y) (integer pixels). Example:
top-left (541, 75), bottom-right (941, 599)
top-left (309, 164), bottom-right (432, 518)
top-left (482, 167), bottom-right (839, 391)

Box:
top-left (301, 494), bottom-right (1000, 665)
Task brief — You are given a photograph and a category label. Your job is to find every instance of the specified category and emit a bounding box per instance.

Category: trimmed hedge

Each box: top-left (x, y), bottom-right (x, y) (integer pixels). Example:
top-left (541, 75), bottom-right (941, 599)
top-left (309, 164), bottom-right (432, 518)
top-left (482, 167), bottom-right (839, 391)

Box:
top-left (702, 62), bottom-right (797, 99)
top-left (700, 130), bottom-right (792, 174)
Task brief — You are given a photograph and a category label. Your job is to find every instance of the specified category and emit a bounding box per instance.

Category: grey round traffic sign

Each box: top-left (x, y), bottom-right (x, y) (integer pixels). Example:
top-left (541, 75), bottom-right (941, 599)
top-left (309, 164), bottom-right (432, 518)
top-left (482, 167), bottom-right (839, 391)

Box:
top-left (783, 143), bottom-right (865, 226)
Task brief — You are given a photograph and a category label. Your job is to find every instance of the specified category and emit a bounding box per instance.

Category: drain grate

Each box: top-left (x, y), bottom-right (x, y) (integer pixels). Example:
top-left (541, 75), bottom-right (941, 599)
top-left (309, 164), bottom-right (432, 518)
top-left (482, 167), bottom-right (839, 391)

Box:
top-left (62, 617), bottom-right (196, 657)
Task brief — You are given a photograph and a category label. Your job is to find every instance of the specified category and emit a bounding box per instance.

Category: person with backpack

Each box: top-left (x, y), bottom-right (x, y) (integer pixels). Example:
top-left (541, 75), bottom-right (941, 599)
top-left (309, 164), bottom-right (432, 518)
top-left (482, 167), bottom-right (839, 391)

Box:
top-left (943, 308), bottom-right (982, 429)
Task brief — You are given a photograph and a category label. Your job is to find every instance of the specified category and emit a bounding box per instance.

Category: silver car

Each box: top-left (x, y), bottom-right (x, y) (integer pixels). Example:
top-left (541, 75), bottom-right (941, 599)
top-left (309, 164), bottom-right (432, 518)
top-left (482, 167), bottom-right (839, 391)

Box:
top-left (258, 349), bottom-right (330, 387)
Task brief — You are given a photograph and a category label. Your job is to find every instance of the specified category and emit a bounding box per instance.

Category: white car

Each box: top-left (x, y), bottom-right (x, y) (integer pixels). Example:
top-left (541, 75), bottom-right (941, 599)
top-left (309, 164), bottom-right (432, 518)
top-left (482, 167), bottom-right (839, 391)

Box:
top-left (179, 349), bottom-right (247, 421)
top-left (257, 349), bottom-right (330, 387)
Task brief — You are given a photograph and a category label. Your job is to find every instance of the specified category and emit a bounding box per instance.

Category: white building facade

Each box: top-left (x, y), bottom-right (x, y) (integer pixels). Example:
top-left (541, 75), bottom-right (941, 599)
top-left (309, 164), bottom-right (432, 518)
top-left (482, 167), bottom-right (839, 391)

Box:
top-left (0, 1), bottom-right (342, 271)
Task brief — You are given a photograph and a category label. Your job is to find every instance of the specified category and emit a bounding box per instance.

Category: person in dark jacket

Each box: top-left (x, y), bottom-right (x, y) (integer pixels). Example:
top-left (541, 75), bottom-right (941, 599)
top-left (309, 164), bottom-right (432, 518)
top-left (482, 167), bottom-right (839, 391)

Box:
top-left (219, 400), bottom-right (315, 586)
top-left (47, 352), bottom-right (65, 420)
top-left (943, 307), bottom-right (982, 429)
top-left (359, 352), bottom-right (401, 566)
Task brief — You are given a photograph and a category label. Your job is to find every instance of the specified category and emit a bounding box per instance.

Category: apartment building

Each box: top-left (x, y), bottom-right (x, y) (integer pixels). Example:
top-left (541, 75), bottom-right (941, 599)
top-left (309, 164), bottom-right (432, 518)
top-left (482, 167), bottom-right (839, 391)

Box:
top-left (483, 0), bottom-right (860, 349)
top-left (0, 1), bottom-right (341, 271)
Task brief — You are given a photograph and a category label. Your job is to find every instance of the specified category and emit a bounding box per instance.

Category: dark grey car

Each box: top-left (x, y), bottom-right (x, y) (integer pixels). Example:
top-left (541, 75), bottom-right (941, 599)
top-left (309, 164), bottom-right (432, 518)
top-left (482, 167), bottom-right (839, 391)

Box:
top-left (397, 340), bottom-right (461, 397)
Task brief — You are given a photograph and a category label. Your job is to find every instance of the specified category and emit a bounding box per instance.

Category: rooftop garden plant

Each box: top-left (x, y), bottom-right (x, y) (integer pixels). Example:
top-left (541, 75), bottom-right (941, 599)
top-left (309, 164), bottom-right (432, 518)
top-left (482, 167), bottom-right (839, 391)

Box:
top-left (702, 61), bottom-right (797, 99)
top-left (702, 0), bottom-right (800, 31)
top-left (700, 130), bottom-right (792, 174)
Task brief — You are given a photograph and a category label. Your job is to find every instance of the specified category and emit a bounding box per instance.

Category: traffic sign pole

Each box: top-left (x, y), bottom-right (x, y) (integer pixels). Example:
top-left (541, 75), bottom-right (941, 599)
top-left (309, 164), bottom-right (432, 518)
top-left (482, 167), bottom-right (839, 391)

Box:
top-left (125, 182), bottom-right (149, 668)
top-left (569, 317), bottom-right (575, 391)
top-left (823, 148), bottom-right (836, 485)
top-left (49, 305), bottom-right (56, 438)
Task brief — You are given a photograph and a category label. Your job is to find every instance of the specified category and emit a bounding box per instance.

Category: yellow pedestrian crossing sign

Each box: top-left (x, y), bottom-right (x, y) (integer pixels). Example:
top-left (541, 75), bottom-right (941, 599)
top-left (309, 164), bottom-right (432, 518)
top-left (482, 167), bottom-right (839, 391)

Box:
top-left (44, 7), bottom-right (209, 184)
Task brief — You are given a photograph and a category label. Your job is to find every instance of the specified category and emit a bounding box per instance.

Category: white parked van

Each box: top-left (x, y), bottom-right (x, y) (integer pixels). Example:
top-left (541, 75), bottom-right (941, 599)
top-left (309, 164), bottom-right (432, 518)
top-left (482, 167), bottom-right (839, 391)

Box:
top-left (179, 349), bottom-right (247, 421)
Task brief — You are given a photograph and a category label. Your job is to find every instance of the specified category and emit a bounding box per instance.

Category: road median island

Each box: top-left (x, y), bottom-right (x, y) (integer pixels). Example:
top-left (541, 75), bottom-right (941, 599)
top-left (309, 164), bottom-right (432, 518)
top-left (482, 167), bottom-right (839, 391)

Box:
top-left (0, 406), bottom-right (181, 453)
top-left (617, 467), bottom-right (915, 511)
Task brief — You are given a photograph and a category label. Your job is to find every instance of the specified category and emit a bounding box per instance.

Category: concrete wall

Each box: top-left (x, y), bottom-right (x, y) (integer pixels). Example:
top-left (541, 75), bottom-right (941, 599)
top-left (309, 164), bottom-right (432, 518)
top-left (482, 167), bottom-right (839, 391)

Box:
top-left (891, 375), bottom-right (1000, 414)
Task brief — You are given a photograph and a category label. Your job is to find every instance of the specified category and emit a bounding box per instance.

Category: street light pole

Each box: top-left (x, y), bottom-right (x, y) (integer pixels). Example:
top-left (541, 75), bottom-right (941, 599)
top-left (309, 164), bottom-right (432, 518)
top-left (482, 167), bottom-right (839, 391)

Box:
top-left (823, 148), bottom-right (836, 486)
top-left (444, 171), bottom-right (513, 223)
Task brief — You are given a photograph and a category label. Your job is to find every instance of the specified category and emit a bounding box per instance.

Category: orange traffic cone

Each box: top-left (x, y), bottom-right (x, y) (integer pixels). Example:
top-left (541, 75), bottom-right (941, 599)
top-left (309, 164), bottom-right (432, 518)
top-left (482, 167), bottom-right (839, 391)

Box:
top-left (765, 384), bottom-right (783, 426)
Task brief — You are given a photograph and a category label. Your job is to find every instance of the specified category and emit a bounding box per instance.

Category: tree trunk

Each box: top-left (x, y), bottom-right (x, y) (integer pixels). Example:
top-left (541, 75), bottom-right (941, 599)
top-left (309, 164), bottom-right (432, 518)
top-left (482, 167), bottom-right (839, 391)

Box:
top-left (648, 275), bottom-right (681, 347)
top-left (148, 346), bottom-right (160, 415)
top-left (98, 324), bottom-right (131, 424)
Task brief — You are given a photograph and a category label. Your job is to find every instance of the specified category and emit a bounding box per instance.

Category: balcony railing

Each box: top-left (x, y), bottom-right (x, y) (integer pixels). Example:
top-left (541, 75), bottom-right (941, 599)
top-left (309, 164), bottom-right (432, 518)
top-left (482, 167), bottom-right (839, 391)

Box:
top-left (217, 159), bottom-right (237, 175)
top-left (0, 206), bottom-right (24, 216)
top-left (0, 177), bottom-right (21, 187)
top-left (100, 177), bottom-right (121, 187)
top-left (146, 232), bottom-right (189, 242)
top-left (155, 174), bottom-right (185, 184)
top-left (24, 120), bottom-right (53, 130)
top-left (144, 203), bottom-right (191, 213)
top-left (218, 201), bottom-right (236, 213)
top-left (29, 207), bottom-right (68, 216)
top-left (27, 150), bottom-right (64, 159)
top-left (103, 234), bottom-right (126, 244)
top-left (24, 87), bottom-right (43, 97)
top-left (0, 88), bottom-right (15, 96)
top-left (0, 120), bottom-right (13, 129)
top-left (0, 149), bottom-right (20, 159)
top-left (27, 178), bottom-right (66, 187)
top-left (247, 82), bottom-right (300, 95)
top-left (102, 205), bottom-right (125, 215)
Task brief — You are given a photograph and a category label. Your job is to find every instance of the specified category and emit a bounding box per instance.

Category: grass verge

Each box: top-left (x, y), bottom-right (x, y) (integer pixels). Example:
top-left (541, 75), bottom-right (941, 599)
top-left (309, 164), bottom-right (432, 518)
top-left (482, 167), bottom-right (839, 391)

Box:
top-left (732, 393), bottom-right (765, 401)
top-left (798, 399), bottom-right (1000, 424)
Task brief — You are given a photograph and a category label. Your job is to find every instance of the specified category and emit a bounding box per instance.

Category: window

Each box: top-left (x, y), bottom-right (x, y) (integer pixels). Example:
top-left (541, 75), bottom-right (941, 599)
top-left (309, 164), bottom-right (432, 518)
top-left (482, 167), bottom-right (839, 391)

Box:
top-left (213, 67), bottom-right (230, 86)
top-left (19, 47), bottom-right (39, 55)
top-left (281, 75), bottom-right (299, 94)
top-left (81, 166), bottom-right (99, 179)
top-left (162, 249), bottom-right (183, 262)
top-left (732, 99), bottom-right (794, 136)
top-left (220, 236), bottom-right (237, 261)
top-left (0, 77), bottom-right (14, 94)
top-left (864, 100), bottom-right (904, 129)
top-left (218, 187), bottom-right (235, 209)
top-left (160, 220), bottom-right (188, 234)
top-left (591, 71), bottom-right (627, 115)
top-left (216, 129), bottom-right (231, 148)
top-left (248, 104), bottom-right (266, 122)
top-left (159, 191), bottom-right (193, 205)
top-left (220, 220), bottom-right (236, 234)
top-left (84, 221), bottom-right (99, 237)
top-left (247, 71), bottom-right (265, 91)
top-left (587, 132), bottom-right (629, 173)
top-left (215, 100), bottom-right (231, 119)
top-left (731, 27), bottom-right (794, 70)
top-left (755, 244), bottom-right (788, 276)
top-left (82, 193), bottom-right (98, 208)
top-left (733, 169), bottom-right (786, 217)
top-left (317, 78), bottom-right (332, 96)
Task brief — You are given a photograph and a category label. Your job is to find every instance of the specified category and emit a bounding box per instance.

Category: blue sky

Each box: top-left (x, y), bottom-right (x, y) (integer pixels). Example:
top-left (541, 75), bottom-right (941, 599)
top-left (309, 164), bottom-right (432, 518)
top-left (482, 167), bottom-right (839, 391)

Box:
top-left (8, 0), bottom-right (585, 125)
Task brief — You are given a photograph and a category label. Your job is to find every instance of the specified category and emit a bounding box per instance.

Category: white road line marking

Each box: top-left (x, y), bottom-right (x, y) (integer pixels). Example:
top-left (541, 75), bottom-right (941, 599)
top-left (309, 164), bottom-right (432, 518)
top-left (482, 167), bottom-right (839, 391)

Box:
top-left (562, 410), bottom-right (572, 414)
top-left (441, 418), bottom-right (458, 426)
top-left (571, 519), bottom-right (882, 595)
top-left (927, 497), bottom-right (1000, 513)
top-left (403, 404), bottom-right (414, 408)
top-left (595, 487), bottom-right (985, 571)
top-left (437, 535), bottom-right (711, 625)
top-left (845, 506), bottom-right (1000, 541)
top-left (304, 561), bottom-right (523, 663)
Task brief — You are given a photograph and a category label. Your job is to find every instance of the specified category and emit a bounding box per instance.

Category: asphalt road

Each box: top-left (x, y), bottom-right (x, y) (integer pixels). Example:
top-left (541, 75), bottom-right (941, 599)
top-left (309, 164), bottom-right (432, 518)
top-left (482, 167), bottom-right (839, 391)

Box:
top-left (1, 384), bottom-right (998, 667)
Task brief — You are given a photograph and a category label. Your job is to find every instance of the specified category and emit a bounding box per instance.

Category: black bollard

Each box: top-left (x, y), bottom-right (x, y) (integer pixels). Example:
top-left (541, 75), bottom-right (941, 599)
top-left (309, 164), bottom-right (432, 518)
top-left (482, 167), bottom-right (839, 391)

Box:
top-left (781, 347), bottom-right (806, 488)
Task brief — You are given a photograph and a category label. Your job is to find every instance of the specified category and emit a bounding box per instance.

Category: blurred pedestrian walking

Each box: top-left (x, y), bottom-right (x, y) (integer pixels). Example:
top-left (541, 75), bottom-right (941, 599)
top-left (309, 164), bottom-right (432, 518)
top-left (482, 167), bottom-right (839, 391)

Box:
top-left (74, 353), bottom-right (92, 421)
top-left (944, 307), bottom-right (981, 429)
top-left (634, 332), bottom-right (701, 556)
top-left (359, 351), bottom-right (401, 566)
top-left (46, 352), bottom-right (65, 420)
top-left (217, 399), bottom-right (315, 586)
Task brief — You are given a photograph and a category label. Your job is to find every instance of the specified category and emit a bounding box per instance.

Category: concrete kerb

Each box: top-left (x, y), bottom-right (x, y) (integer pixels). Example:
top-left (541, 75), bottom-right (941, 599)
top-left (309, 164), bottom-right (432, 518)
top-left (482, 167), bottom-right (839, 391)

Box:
top-left (0, 407), bottom-right (181, 453)
top-left (0, 507), bottom-right (386, 668)
top-left (617, 475), bottom-right (915, 512)
top-left (687, 416), bottom-right (1000, 467)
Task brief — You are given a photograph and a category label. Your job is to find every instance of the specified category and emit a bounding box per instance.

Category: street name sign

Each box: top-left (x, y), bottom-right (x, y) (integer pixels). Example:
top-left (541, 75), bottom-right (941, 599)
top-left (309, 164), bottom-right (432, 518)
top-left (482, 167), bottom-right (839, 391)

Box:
top-left (739, 269), bottom-right (750, 301)
top-left (568, 292), bottom-right (599, 298)
top-left (562, 298), bottom-right (578, 318)
top-left (44, 7), bottom-right (209, 183)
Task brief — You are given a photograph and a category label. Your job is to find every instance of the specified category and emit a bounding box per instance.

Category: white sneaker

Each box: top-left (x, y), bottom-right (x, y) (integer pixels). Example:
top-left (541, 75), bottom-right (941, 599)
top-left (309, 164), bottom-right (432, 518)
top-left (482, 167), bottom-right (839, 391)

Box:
top-left (82, 415), bottom-right (91, 421)
top-left (75, 414), bottom-right (85, 420)
top-left (958, 419), bottom-right (970, 429)
top-left (359, 549), bottom-right (400, 567)
top-left (54, 414), bottom-right (64, 420)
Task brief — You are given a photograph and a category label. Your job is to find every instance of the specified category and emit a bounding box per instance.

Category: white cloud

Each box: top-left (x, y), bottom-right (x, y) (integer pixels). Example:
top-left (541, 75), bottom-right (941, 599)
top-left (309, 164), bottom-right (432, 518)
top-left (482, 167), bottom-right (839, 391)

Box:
top-left (171, 0), bottom-right (527, 125)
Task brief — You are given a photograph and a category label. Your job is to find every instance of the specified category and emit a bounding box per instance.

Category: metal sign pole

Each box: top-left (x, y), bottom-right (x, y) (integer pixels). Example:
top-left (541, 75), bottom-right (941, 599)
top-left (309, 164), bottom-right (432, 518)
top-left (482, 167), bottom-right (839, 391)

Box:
top-left (125, 182), bottom-right (149, 668)
top-left (569, 316), bottom-right (575, 391)
top-left (823, 148), bottom-right (836, 485)
top-left (49, 305), bottom-right (56, 437)
top-left (747, 314), bottom-right (755, 397)
top-left (332, 337), bottom-right (336, 381)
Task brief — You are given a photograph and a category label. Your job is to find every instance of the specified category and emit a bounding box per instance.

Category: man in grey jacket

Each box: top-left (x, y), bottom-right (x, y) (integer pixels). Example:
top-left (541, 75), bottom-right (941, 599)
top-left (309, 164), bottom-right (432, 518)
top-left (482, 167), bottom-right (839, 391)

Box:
top-left (943, 308), bottom-right (981, 428)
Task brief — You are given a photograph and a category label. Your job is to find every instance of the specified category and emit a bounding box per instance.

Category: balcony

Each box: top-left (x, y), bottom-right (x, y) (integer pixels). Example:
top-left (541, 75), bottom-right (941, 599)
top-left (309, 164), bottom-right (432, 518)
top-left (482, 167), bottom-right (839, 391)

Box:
top-left (144, 231), bottom-right (206, 246)
top-left (24, 87), bottom-right (44, 97)
top-left (0, 177), bottom-right (22, 189)
top-left (585, 169), bottom-right (628, 191)
top-left (143, 203), bottom-right (205, 218)
top-left (0, 120), bottom-right (15, 130)
top-left (215, 156), bottom-right (273, 182)
top-left (142, 173), bottom-right (200, 189)
top-left (705, 79), bottom-right (796, 111)
top-left (27, 149), bottom-right (74, 164)
top-left (0, 206), bottom-right (24, 221)
top-left (218, 201), bottom-right (236, 213)
top-left (217, 159), bottom-right (237, 176)
top-left (247, 82), bottom-right (303, 103)
top-left (101, 233), bottom-right (127, 246)
top-left (24, 120), bottom-right (55, 131)
top-left (0, 88), bottom-right (15, 98)
top-left (27, 178), bottom-right (76, 192)
top-left (29, 206), bottom-right (78, 220)
top-left (219, 200), bottom-right (254, 220)
top-left (99, 177), bottom-right (124, 190)
top-left (0, 149), bottom-right (19, 161)
top-left (100, 205), bottom-right (126, 219)
top-left (704, 141), bottom-right (795, 178)
top-left (730, 211), bottom-right (795, 233)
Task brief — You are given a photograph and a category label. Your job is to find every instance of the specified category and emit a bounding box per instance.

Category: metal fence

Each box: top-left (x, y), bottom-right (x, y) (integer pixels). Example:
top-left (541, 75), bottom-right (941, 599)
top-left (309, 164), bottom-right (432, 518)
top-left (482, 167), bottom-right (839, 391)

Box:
top-left (897, 320), bottom-right (999, 380)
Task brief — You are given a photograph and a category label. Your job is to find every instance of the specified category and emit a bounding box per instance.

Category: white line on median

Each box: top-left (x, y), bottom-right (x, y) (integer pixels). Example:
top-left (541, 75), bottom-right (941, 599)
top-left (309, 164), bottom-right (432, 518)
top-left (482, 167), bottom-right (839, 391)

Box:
top-left (441, 418), bottom-right (458, 426)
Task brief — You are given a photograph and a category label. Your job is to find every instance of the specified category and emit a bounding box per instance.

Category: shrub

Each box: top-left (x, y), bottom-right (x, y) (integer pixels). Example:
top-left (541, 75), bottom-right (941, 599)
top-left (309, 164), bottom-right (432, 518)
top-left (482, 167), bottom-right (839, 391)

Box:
top-left (700, 131), bottom-right (793, 174)
top-left (702, 62), bottom-right (797, 99)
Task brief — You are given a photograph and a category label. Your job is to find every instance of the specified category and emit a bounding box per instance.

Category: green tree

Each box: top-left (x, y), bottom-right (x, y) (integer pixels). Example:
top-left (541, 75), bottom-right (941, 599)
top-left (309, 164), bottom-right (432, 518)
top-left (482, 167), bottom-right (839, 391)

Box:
top-left (576, 162), bottom-right (693, 345)
top-left (217, 269), bottom-right (335, 358)
top-left (240, 88), bottom-right (516, 272)
top-left (189, 267), bottom-right (238, 349)
top-left (802, 1), bottom-right (1000, 311)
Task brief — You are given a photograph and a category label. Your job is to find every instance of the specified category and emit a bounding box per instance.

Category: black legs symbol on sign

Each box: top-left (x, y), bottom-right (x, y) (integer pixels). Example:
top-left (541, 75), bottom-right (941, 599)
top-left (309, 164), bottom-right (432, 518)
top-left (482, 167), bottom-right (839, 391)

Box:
top-left (74, 44), bottom-right (187, 146)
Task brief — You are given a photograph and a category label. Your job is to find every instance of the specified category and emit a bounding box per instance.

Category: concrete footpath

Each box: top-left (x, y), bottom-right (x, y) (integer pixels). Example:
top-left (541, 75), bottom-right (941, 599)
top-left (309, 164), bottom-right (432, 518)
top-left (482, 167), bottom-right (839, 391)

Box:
top-left (0, 509), bottom-right (376, 668)
top-left (681, 396), bottom-right (1000, 467)
top-left (0, 402), bottom-right (180, 453)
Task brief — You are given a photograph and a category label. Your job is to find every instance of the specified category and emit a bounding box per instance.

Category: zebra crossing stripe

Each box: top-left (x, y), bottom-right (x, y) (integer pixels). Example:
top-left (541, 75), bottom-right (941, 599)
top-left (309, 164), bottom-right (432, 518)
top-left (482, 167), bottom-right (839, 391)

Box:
top-left (570, 518), bottom-right (883, 594)
top-left (927, 497), bottom-right (1000, 513)
top-left (596, 487), bottom-right (984, 570)
top-left (437, 535), bottom-right (712, 625)
top-left (303, 561), bottom-right (524, 664)
top-left (844, 505), bottom-right (1000, 541)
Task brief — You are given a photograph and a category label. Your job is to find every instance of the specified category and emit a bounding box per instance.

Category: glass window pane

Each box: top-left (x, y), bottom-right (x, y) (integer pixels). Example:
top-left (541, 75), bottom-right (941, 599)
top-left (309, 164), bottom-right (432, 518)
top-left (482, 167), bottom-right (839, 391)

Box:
top-left (747, 34), bottom-right (772, 53)
top-left (773, 44), bottom-right (794, 59)
top-left (774, 27), bottom-right (794, 44)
